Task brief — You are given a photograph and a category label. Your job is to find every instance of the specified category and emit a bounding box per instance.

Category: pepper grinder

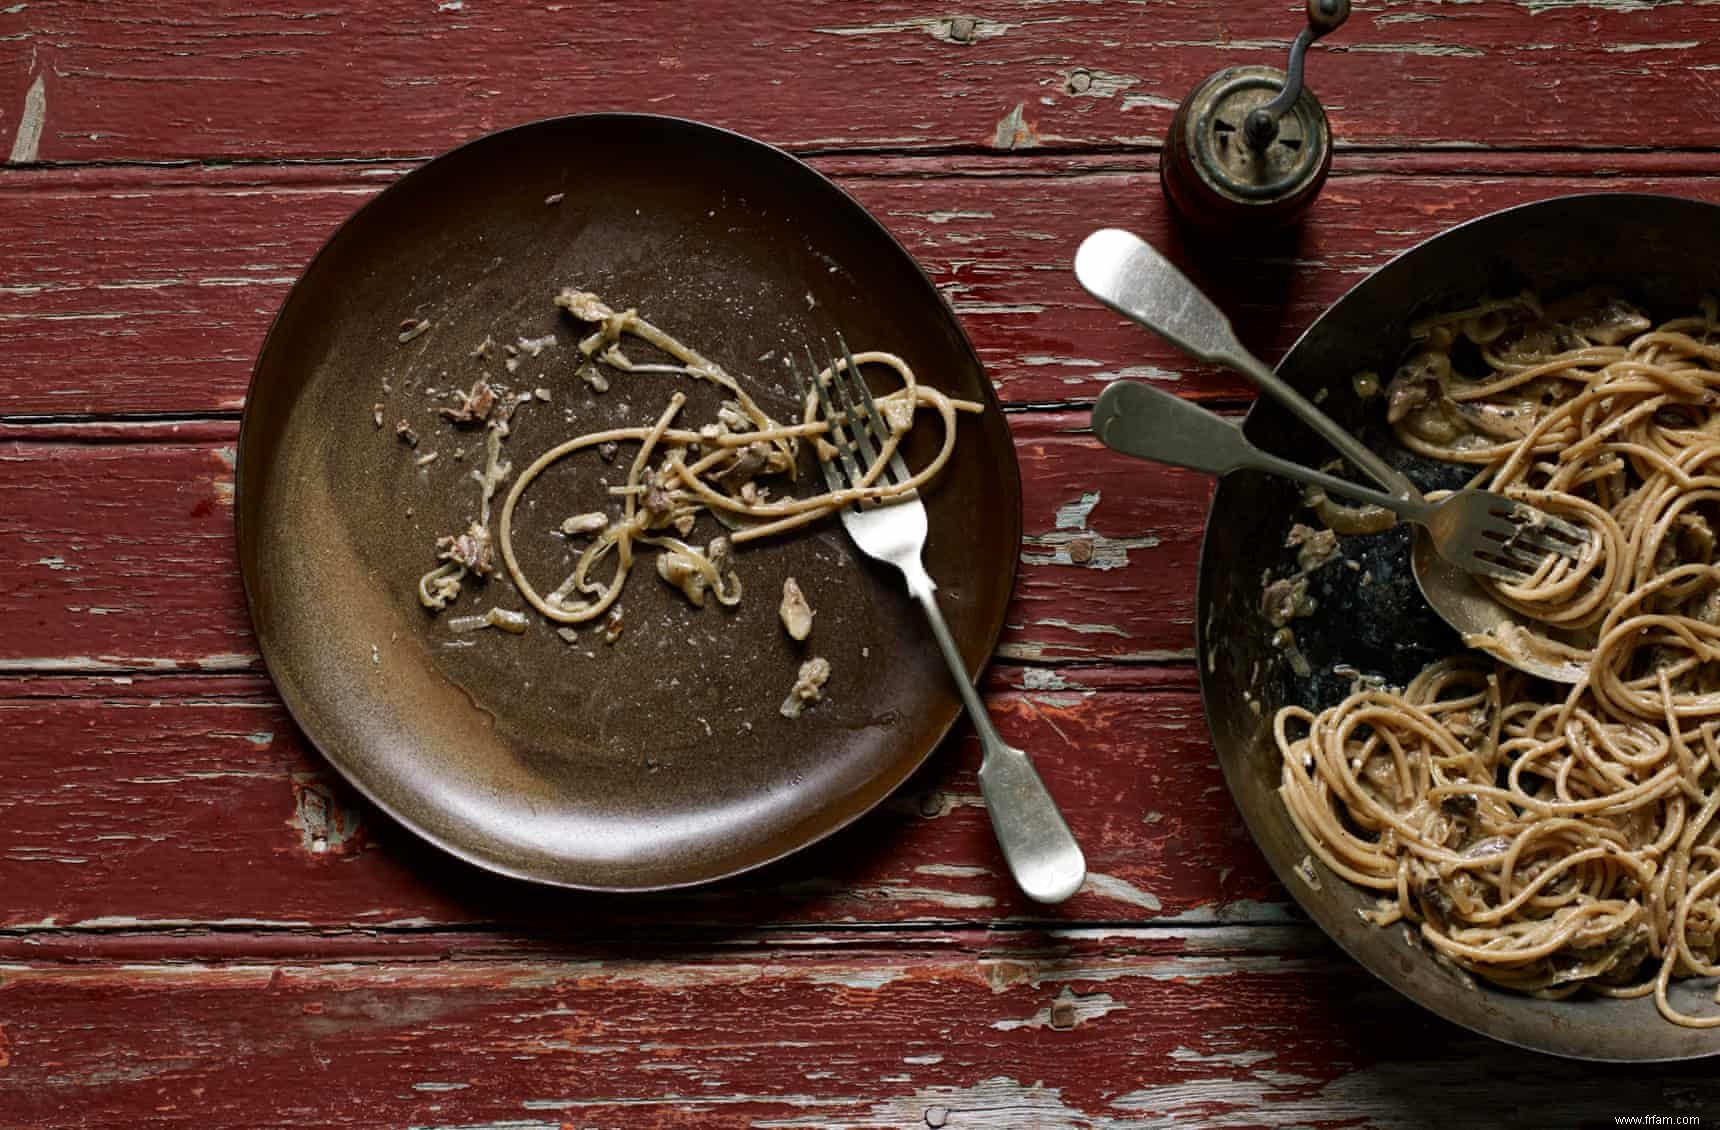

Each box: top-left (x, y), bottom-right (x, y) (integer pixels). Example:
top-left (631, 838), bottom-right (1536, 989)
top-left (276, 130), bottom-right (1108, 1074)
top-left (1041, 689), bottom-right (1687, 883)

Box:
top-left (1161, 0), bottom-right (1351, 232)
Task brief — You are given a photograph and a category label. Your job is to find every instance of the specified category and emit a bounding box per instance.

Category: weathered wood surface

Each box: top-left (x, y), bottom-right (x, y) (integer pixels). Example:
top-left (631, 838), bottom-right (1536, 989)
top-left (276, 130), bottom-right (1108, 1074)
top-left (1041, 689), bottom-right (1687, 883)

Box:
top-left (0, 669), bottom-right (1266, 929)
top-left (0, 929), bottom-right (1712, 1129)
top-left (7, 1), bottom-right (1720, 1125)
top-left (10, 161), bottom-right (1720, 418)
top-left (2, 0), bottom-right (1719, 164)
top-left (1, 415), bottom-right (1208, 670)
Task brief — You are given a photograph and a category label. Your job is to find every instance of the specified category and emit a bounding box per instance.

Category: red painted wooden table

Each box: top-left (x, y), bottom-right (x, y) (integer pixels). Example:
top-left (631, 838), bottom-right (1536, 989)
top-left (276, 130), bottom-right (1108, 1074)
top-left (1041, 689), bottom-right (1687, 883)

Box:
top-left (5, 3), bottom-right (1720, 1126)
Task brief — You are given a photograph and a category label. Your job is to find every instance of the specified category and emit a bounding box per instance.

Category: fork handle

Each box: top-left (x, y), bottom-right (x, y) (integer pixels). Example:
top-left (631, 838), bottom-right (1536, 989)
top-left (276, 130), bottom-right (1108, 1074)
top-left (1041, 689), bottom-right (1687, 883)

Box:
top-left (1093, 380), bottom-right (1434, 524)
top-left (901, 566), bottom-right (1087, 905)
top-left (1074, 228), bottom-right (1424, 502)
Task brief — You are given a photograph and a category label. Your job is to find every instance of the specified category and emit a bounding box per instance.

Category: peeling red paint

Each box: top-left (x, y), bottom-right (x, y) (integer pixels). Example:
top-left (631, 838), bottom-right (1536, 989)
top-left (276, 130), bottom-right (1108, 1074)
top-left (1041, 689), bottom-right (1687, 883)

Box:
top-left (0, 2), bottom-right (1709, 162)
top-left (989, 103), bottom-right (1041, 150)
top-left (13, 164), bottom-right (1720, 419)
top-left (0, 941), bottom-right (1703, 1126)
top-left (288, 771), bottom-right (366, 859)
top-left (0, 678), bottom-right (1268, 929)
top-left (4, 1), bottom-right (1718, 1122)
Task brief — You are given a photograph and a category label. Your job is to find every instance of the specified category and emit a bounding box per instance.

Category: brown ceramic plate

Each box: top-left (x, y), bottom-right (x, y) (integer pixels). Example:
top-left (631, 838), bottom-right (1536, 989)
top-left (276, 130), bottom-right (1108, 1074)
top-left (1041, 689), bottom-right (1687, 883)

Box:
top-left (236, 114), bottom-right (1022, 891)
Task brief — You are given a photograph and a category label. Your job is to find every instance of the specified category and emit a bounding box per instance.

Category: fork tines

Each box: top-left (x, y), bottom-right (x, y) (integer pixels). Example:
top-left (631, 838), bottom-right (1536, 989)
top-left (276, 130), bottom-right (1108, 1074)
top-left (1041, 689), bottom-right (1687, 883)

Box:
top-left (1478, 496), bottom-right (1592, 581)
top-left (1505, 503), bottom-right (1590, 554)
top-left (803, 335), bottom-right (914, 499)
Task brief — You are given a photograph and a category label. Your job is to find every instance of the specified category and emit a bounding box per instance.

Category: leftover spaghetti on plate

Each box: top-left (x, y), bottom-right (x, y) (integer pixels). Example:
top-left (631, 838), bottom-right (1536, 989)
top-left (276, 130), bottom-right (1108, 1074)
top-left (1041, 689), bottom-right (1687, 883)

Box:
top-left (414, 288), bottom-right (982, 635)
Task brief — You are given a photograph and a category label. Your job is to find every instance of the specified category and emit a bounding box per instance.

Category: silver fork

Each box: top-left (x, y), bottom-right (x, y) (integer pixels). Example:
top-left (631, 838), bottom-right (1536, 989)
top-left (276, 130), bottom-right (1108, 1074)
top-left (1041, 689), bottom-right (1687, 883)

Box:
top-left (1073, 227), bottom-right (1593, 575)
top-left (803, 337), bottom-right (1086, 905)
top-left (1092, 379), bottom-right (1590, 584)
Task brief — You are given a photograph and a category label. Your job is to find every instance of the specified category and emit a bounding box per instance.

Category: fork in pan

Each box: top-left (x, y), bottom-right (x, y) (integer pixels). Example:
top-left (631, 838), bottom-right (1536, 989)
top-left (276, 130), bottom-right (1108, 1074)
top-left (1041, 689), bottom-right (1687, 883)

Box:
top-left (803, 337), bottom-right (1086, 905)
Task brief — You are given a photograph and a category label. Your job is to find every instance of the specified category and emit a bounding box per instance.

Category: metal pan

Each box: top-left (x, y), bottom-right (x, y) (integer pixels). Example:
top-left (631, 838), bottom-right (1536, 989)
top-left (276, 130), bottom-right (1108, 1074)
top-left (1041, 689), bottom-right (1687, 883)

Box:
top-left (237, 114), bottom-right (1022, 891)
top-left (1198, 193), bottom-right (1720, 1061)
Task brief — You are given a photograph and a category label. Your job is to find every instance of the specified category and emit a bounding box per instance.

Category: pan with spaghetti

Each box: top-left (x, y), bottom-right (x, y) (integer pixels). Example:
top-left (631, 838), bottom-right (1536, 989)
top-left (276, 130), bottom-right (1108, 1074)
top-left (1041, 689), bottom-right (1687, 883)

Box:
top-left (236, 115), bottom-right (1023, 892)
top-left (1198, 194), bottom-right (1720, 1060)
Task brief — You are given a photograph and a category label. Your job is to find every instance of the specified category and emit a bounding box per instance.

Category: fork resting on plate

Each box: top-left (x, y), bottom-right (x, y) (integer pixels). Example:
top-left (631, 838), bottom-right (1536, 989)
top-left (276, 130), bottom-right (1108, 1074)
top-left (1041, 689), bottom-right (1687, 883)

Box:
top-left (802, 337), bottom-right (1086, 905)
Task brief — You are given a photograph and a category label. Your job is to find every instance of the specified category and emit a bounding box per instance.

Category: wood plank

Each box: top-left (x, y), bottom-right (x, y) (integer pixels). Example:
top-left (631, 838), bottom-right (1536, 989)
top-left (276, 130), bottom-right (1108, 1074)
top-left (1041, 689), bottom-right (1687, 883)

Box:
top-left (0, 931), bottom-right (1709, 1128)
top-left (1008, 415), bottom-right (1210, 664)
top-left (2, 1), bottom-right (1719, 165)
top-left (0, 671), bottom-right (1273, 930)
top-left (1, 438), bottom-right (253, 670)
top-left (0, 159), bottom-right (1230, 418)
top-left (0, 414), bottom-right (1209, 670)
top-left (10, 161), bottom-right (1720, 418)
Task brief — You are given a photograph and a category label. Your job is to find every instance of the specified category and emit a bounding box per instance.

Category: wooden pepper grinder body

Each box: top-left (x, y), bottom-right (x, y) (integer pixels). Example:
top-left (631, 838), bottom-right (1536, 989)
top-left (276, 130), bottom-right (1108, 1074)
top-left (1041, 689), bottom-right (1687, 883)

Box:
top-left (1162, 0), bottom-right (1350, 233)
